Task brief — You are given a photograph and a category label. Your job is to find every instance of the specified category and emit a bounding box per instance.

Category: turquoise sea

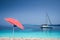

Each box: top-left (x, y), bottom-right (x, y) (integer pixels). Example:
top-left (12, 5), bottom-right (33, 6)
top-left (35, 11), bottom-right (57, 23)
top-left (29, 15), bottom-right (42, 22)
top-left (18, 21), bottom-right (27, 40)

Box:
top-left (0, 25), bottom-right (60, 38)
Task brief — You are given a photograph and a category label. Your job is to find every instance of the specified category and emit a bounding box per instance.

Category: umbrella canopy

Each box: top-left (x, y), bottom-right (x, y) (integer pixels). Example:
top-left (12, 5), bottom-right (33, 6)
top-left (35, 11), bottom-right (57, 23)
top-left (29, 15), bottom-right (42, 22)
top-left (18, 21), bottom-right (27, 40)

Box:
top-left (5, 18), bottom-right (24, 30)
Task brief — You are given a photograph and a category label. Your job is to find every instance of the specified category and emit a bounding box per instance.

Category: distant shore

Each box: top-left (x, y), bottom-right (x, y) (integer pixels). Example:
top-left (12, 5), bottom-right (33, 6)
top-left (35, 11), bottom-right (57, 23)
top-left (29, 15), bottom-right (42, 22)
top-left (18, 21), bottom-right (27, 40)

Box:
top-left (0, 38), bottom-right (60, 40)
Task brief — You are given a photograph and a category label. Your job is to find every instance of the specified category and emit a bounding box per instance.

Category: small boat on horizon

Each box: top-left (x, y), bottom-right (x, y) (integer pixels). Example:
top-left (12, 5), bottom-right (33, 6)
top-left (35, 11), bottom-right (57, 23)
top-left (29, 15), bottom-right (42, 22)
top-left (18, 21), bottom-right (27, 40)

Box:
top-left (41, 13), bottom-right (53, 30)
top-left (41, 24), bottom-right (53, 29)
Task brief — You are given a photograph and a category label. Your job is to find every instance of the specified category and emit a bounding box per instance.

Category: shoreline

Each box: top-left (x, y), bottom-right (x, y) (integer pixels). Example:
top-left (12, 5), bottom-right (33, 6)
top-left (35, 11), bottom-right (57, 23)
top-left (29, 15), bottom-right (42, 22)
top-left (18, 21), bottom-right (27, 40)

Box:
top-left (0, 38), bottom-right (60, 40)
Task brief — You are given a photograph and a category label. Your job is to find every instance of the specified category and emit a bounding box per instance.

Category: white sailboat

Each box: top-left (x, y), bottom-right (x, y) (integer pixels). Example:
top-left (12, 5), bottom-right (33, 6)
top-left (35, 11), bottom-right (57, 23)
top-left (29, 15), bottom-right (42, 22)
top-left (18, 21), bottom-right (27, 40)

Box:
top-left (41, 12), bottom-right (52, 29)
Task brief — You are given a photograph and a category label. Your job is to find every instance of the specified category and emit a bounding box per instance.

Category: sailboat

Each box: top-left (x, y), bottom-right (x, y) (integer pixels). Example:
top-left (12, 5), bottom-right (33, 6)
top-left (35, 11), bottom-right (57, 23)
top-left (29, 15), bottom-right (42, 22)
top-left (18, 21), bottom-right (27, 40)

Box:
top-left (41, 13), bottom-right (53, 29)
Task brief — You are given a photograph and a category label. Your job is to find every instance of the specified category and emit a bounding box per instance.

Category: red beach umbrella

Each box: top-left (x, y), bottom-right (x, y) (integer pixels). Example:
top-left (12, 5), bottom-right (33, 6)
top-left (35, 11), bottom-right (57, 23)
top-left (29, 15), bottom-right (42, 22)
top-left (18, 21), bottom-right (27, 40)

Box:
top-left (5, 18), bottom-right (24, 30)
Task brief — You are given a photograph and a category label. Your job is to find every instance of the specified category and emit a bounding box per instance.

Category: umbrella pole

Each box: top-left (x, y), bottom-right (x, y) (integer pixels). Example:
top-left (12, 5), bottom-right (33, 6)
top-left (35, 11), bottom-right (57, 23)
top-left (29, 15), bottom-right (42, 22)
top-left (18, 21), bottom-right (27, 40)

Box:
top-left (12, 27), bottom-right (14, 40)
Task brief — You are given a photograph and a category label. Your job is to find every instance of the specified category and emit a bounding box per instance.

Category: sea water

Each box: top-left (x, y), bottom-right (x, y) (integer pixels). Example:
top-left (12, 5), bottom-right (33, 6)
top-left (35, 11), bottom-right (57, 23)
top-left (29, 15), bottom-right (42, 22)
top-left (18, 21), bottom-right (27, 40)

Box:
top-left (0, 25), bottom-right (60, 38)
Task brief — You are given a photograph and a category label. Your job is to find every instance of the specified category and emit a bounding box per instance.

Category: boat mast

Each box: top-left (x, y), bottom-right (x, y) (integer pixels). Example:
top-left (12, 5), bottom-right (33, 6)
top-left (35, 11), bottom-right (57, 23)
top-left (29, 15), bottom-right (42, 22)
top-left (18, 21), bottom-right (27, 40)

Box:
top-left (46, 12), bottom-right (52, 25)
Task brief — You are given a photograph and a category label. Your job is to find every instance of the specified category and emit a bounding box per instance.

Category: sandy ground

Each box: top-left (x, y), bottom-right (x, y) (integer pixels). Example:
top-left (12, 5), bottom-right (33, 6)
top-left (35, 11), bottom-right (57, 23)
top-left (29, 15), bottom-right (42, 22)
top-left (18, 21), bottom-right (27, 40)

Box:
top-left (0, 38), bottom-right (60, 40)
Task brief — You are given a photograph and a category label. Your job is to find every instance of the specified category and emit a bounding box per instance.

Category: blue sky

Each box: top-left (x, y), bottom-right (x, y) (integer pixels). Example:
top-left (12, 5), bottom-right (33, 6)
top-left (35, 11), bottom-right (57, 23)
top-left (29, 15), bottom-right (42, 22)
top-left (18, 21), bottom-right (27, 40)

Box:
top-left (0, 0), bottom-right (60, 25)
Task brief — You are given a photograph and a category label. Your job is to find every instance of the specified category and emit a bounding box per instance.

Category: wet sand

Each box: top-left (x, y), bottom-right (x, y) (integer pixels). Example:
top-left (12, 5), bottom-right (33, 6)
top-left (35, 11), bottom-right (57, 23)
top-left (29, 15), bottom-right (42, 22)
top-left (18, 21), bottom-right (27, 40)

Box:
top-left (0, 38), bottom-right (60, 40)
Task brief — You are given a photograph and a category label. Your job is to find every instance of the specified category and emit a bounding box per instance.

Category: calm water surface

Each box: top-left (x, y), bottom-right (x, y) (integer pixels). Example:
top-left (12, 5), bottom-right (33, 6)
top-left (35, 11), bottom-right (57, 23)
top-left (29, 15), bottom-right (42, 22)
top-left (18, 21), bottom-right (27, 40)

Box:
top-left (0, 25), bottom-right (60, 38)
